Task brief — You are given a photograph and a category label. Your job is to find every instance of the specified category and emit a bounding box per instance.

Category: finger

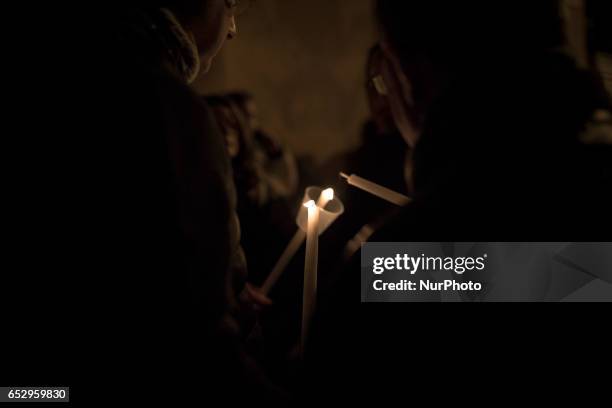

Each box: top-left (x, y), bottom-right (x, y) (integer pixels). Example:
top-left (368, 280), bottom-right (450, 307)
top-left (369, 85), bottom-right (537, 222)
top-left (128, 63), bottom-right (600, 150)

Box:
top-left (246, 284), bottom-right (273, 306)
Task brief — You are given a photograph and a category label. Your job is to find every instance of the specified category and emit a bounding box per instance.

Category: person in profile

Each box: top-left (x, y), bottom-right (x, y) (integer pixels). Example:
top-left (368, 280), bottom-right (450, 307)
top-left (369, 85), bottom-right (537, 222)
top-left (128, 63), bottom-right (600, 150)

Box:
top-left (75, 0), bottom-right (287, 404)
top-left (326, 0), bottom-right (612, 297)
top-left (308, 0), bottom-right (612, 401)
top-left (318, 45), bottom-right (413, 268)
top-left (374, 0), bottom-right (610, 236)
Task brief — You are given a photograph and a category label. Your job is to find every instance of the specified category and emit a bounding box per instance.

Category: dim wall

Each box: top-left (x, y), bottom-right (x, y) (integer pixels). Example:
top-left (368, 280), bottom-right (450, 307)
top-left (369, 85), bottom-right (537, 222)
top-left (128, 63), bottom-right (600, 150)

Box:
top-left (194, 0), bottom-right (377, 162)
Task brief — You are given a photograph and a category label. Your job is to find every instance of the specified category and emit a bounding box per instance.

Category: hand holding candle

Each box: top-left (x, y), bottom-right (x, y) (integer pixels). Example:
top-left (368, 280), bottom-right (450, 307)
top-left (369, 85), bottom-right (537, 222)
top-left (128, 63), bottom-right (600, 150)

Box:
top-left (340, 172), bottom-right (411, 206)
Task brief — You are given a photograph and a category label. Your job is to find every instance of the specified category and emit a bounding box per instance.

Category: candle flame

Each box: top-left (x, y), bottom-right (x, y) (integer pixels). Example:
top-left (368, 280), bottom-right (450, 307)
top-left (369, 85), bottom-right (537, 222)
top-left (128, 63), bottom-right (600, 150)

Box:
top-left (304, 200), bottom-right (316, 209)
top-left (321, 188), bottom-right (334, 202)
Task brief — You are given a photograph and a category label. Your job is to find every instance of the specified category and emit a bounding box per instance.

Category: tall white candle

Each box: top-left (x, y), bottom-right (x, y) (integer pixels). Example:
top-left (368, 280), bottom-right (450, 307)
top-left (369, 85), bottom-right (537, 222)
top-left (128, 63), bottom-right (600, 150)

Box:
top-left (301, 200), bottom-right (320, 353)
top-left (340, 172), bottom-right (411, 206)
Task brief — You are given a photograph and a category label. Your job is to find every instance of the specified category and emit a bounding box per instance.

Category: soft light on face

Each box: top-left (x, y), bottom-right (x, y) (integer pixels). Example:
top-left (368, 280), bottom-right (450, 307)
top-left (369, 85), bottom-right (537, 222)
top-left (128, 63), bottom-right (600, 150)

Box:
top-left (228, 15), bottom-right (237, 39)
top-left (195, 0), bottom-right (239, 74)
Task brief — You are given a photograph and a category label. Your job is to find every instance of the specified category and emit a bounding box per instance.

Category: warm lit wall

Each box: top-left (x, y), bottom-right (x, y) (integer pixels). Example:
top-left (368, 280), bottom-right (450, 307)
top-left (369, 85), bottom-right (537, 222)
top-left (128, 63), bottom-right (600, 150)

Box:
top-left (193, 0), bottom-right (377, 161)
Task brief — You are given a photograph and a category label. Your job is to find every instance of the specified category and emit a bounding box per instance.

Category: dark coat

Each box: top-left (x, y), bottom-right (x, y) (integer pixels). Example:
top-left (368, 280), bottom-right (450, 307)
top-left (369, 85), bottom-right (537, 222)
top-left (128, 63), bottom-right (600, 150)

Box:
top-left (6, 7), bottom-right (286, 405)
top-left (306, 50), bottom-right (612, 403)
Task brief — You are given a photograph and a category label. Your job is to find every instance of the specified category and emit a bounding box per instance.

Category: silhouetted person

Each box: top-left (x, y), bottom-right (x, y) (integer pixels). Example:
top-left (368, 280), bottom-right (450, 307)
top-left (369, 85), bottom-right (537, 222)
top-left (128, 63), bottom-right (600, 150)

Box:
top-left (318, 45), bottom-right (412, 270)
top-left (308, 0), bottom-right (612, 402)
top-left (370, 0), bottom-right (611, 242)
top-left (18, 0), bottom-right (288, 404)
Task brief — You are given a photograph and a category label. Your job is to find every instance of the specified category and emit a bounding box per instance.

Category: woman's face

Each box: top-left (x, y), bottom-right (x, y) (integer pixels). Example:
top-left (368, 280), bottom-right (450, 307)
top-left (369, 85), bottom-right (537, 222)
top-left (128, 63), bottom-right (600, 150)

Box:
top-left (188, 0), bottom-right (238, 73)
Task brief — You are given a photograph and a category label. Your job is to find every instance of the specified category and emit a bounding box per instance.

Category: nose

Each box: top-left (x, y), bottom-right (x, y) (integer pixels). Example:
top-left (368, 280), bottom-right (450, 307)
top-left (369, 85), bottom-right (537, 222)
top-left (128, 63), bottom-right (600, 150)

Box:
top-left (228, 16), bottom-right (237, 39)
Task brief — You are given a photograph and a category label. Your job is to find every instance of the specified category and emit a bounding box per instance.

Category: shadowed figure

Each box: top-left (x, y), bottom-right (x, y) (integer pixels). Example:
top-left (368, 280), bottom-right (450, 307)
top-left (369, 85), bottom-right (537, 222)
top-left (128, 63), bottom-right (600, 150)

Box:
top-left (25, 1), bottom-right (290, 404)
top-left (307, 0), bottom-right (612, 403)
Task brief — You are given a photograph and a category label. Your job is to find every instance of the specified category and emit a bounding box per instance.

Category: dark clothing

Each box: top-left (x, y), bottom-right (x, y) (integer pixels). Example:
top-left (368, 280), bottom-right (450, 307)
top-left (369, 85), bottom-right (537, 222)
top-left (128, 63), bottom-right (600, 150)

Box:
top-left (334, 52), bottom-right (611, 300)
top-left (102, 5), bottom-right (244, 328)
top-left (319, 121), bottom-right (409, 262)
top-left (5, 7), bottom-right (286, 405)
top-left (307, 51), bottom-right (612, 402)
top-left (311, 122), bottom-right (410, 304)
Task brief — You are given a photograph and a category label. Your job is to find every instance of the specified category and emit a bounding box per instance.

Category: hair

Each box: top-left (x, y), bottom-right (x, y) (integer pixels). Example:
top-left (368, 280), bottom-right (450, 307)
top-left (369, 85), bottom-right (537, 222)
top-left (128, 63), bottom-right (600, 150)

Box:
top-left (226, 91), bottom-right (254, 117)
top-left (204, 94), bottom-right (249, 136)
top-left (205, 94), bottom-right (232, 108)
top-left (587, 0), bottom-right (612, 54)
top-left (145, 0), bottom-right (210, 19)
top-left (365, 44), bottom-right (384, 86)
top-left (376, 0), bottom-right (564, 70)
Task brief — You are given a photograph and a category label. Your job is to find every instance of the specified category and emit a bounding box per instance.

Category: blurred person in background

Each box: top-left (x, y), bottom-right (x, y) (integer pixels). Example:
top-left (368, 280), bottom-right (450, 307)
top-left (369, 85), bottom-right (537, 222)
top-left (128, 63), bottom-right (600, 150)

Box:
top-left (227, 92), bottom-right (300, 204)
top-left (583, 0), bottom-right (612, 144)
top-left (365, 0), bottom-right (611, 286)
top-left (205, 94), bottom-right (303, 386)
top-left (205, 93), bottom-right (299, 285)
top-left (318, 45), bottom-right (414, 268)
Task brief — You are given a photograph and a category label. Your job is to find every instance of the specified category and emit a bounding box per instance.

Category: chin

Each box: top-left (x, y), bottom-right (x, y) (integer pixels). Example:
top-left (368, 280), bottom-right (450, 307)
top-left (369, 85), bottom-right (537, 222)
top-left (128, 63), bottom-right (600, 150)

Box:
top-left (200, 59), bottom-right (213, 74)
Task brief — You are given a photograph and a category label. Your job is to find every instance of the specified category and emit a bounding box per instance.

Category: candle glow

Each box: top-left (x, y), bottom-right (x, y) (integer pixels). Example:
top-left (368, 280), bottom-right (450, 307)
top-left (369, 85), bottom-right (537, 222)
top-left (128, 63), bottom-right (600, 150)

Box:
top-left (321, 188), bottom-right (334, 203)
top-left (317, 188), bottom-right (335, 210)
top-left (261, 189), bottom-right (342, 296)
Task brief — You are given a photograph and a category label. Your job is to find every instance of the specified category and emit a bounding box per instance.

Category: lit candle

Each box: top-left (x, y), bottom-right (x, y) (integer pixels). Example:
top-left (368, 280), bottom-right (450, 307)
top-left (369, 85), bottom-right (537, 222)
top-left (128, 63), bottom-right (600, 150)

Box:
top-left (317, 187), bottom-right (335, 210)
top-left (301, 200), bottom-right (320, 353)
top-left (340, 172), bottom-right (411, 206)
top-left (261, 188), bottom-right (335, 296)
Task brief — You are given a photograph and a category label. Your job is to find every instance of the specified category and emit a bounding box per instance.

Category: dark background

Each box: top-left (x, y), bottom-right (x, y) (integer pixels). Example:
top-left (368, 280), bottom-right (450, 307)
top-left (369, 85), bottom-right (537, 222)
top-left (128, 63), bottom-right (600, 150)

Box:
top-left (1, 0), bottom-right (611, 404)
top-left (195, 0), bottom-right (376, 162)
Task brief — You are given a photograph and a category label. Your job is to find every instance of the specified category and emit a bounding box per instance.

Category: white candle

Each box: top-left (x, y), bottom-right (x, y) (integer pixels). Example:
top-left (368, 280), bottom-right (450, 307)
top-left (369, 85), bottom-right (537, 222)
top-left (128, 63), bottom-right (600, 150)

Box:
top-left (301, 200), bottom-right (320, 353)
top-left (260, 229), bottom-right (305, 295)
top-left (261, 188), bottom-right (335, 296)
top-left (340, 172), bottom-right (411, 206)
top-left (317, 187), bottom-right (335, 210)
